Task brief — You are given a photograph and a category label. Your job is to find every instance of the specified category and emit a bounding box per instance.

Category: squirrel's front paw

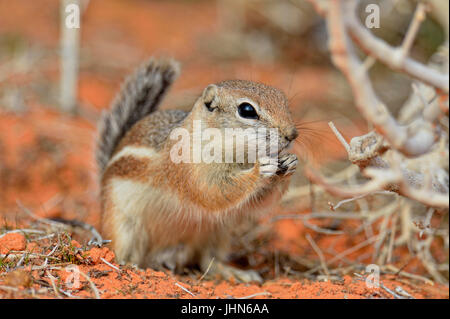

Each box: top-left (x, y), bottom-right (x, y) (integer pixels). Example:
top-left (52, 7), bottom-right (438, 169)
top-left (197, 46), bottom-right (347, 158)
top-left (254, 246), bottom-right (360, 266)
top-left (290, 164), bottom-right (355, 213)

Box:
top-left (277, 153), bottom-right (298, 176)
top-left (259, 156), bottom-right (279, 177)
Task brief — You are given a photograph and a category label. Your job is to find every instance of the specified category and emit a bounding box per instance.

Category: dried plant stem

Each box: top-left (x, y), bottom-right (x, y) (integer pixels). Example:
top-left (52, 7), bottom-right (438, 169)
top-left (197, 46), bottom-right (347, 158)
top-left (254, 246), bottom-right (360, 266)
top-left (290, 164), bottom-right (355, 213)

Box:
top-left (306, 234), bottom-right (330, 278)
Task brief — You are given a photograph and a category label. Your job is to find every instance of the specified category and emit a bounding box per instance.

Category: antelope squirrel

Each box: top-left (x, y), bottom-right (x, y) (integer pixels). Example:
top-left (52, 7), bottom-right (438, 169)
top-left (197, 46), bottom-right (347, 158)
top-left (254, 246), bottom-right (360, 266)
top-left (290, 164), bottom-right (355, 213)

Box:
top-left (97, 58), bottom-right (299, 282)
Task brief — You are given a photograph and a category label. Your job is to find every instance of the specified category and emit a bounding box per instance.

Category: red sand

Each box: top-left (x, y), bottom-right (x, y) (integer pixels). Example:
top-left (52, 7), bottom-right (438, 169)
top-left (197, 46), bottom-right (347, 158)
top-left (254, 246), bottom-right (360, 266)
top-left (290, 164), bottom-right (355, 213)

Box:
top-left (0, 232), bottom-right (447, 299)
top-left (0, 233), bottom-right (27, 254)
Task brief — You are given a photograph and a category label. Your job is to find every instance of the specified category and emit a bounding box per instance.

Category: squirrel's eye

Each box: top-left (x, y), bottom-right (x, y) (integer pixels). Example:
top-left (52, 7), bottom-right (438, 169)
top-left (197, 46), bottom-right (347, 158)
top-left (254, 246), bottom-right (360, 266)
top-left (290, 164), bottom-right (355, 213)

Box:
top-left (237, 103), bottom-right (259, 120)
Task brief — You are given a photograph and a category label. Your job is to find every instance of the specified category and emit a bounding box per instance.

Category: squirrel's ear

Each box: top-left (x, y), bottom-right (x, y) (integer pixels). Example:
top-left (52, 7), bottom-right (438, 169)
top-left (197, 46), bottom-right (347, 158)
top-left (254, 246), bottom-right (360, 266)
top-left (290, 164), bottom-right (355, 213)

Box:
top-left (202, 84), bottom-right (218, 111)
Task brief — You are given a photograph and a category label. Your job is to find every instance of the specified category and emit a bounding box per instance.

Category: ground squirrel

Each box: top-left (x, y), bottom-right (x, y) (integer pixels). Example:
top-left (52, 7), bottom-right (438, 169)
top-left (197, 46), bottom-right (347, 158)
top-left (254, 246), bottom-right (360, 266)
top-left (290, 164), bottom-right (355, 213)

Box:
top-left (97, 57), bottom-right (299, 282)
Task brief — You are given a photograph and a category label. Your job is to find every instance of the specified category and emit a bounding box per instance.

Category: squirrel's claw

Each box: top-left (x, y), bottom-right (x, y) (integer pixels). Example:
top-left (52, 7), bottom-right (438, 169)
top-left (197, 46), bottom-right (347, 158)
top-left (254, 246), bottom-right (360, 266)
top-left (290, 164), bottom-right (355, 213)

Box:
top-left (277, 153), bottom-right (298, 176)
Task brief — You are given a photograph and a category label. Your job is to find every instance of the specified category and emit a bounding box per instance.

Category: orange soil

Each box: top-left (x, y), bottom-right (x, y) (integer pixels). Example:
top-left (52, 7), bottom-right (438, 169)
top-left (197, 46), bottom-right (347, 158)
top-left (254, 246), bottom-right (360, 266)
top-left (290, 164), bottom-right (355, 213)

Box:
top-left (0, 0), bottom-right (448, 299)
top-left (0, 233), bottom-right (447, 299)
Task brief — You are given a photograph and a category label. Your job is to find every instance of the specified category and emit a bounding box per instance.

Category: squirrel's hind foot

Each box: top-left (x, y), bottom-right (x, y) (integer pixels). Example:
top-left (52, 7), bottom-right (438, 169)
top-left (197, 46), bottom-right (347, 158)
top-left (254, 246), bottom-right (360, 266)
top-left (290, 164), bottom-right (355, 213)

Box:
top-left (203, 260), bottom-right (263, 284)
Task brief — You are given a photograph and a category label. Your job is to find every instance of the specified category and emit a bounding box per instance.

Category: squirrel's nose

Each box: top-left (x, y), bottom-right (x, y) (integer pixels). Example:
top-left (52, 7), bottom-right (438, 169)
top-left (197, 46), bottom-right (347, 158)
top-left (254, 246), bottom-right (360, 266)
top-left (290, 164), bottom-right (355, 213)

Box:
top-left (285, 127), bottom-right (298, 142)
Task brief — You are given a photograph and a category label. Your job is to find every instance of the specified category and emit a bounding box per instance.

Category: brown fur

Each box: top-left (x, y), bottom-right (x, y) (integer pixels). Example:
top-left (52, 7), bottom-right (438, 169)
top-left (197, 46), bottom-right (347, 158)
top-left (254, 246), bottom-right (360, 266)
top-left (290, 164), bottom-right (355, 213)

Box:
top-left (98, 59), bottom-right (298, 280)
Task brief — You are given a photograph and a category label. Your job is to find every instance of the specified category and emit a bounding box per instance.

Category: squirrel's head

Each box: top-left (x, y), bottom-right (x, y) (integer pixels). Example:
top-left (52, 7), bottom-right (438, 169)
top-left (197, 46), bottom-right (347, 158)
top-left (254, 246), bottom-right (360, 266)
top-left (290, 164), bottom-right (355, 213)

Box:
top-left (192, 80), bottom-right (298, 151)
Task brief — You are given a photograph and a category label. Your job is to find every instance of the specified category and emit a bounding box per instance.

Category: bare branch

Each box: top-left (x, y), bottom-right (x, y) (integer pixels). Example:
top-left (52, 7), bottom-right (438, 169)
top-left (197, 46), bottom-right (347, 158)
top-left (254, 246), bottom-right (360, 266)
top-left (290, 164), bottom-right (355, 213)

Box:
top-left (306, 234), bottom-right (330, 278)
top-left (327, 0), bottom-right (441, 157)
top-left (305, 0), bottom-right (448, 282)
top-left (400, 2), bottom-right (428, 59)
top-left (305, 0), bottom-right (449, 208)
top-left (345, 1), bottom-right (448, 93)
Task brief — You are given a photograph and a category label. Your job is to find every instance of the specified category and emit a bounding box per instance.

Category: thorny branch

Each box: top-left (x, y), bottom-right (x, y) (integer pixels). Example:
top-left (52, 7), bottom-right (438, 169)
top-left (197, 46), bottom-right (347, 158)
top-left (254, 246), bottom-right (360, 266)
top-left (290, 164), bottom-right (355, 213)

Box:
top-left (300, 0), bottom-right (449, 283)
top-left (305, 0), bottom-right (449, 207)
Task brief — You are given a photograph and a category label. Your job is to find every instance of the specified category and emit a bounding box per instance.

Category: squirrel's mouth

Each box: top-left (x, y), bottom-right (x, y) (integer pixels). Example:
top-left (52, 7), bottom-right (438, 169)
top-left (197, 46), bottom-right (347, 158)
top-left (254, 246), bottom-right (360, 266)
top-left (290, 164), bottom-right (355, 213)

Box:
top-left (277, 135), bottom-right (294, 154)
top-left (283, 141), bottom-right (294, 152)
top-left (256, 130), bottom-right (293, 154)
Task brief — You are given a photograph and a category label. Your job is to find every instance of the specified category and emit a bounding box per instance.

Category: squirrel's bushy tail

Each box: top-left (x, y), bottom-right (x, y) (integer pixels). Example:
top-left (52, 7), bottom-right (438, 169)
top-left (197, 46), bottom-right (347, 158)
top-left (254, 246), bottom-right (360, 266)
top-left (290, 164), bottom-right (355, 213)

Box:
top-left (96, 57), bottom-right (180, 173)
